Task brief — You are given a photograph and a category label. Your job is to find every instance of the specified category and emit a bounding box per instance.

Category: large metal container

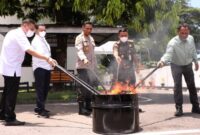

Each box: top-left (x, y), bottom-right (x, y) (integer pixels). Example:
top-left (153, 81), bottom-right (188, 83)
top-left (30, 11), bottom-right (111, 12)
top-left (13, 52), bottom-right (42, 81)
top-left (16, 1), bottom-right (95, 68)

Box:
top-left (92, 94), bottom-right (139, 134)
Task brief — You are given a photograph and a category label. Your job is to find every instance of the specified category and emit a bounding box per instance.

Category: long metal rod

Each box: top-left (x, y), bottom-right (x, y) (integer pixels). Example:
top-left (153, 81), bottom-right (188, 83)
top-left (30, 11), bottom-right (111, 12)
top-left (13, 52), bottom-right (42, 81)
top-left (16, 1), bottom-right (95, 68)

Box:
top-left (89, 69), bottom-right (107, 91)
top-left (134, 66), bottom-right (159, 88)
top-left (56, 65), bottom-right (101, 95)
top-left (116, 63), bottom-right (120, 82)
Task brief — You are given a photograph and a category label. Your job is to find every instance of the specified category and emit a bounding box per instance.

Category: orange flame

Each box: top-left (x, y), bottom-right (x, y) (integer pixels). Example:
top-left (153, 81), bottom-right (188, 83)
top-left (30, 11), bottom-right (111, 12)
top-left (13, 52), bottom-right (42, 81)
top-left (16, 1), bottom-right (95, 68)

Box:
top-left (108, 82), bottom-right (137, 95)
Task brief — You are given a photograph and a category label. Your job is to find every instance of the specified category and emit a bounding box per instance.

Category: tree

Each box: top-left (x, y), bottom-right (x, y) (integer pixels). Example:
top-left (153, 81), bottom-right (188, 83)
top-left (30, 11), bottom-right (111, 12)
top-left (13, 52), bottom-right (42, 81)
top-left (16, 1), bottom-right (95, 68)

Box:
top-left (0, 0), bottom-right (87, 25)
top-left (0, 0), bottom-right (186, 32)
top-left (0, 0), bottom-right (193, 54)
top-left (179, 7), bottom-right (200, 48)
top-left (73, 0), bottom-right (184, 37)
top-left (73, 0), bottom-right (189, 58)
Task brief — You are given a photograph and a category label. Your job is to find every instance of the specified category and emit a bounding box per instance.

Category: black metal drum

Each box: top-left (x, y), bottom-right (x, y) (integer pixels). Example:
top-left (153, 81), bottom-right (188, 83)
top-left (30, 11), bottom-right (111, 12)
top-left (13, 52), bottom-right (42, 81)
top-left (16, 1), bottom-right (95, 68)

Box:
top-left (92, 94), bottom-right (139, 134)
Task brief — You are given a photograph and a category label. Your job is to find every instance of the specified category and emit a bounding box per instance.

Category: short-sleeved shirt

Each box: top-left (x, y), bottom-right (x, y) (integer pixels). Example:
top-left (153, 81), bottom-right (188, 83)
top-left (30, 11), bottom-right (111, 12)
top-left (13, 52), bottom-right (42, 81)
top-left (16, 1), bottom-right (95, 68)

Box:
top-left (31, 35), bottom-right (52, 71)
top-left (0, 27), bottom-right (32, 77)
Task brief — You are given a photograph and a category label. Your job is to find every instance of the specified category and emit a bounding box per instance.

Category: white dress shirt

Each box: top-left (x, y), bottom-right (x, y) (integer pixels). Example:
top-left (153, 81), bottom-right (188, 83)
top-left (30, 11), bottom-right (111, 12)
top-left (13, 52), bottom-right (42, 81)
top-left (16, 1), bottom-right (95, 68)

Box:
top-left (31, 35), bottom-right (52, 71)
top-left (0, 27), bottom-right (32, 77)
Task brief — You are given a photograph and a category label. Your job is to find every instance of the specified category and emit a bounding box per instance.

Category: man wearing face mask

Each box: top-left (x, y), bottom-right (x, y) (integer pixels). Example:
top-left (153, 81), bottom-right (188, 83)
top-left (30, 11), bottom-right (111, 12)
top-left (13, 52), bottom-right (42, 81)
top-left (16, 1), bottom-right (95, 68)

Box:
top-left (157, 23), bottom-right (200, 117)
top-left (113, 28), bottom-right (139, 87)
top-left (31, 24), bottom-right (52, 118)
top-left (0, 19), bottom-right (57, 126)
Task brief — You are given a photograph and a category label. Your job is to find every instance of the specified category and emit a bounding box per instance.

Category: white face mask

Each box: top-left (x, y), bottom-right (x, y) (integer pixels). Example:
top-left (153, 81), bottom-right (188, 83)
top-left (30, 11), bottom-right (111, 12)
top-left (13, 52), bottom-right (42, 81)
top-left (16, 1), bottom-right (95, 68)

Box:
top-left (120, 37), bottom-right (128, 43)
top-left (39, 31), bottom-right (46, 37)
top-left (26, 30), bottom-right (35, 37)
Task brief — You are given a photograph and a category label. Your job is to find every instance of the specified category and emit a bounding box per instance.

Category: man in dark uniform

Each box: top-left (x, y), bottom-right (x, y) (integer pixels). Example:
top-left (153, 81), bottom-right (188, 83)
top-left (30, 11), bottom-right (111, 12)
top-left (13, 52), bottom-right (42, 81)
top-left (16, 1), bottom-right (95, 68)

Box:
top-left (113, 28), bottom-right (142, 112)
top-left (113, 28), bottom-right (139, 87)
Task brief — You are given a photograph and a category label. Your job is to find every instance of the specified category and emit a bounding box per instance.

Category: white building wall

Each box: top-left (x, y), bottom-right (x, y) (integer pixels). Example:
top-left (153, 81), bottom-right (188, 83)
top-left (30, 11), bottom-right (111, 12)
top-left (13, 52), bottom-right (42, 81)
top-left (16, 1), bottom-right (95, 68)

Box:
top-left (0, 34), bottom-right (4, 87)
top-left (66, 46), bottom-right (77, 70)
top-left (136, 63), bottom-right (200, 88)
top-left (0, 15), bottom-right (55, 25)
top-left (0, 16), bottom-right (22, 24)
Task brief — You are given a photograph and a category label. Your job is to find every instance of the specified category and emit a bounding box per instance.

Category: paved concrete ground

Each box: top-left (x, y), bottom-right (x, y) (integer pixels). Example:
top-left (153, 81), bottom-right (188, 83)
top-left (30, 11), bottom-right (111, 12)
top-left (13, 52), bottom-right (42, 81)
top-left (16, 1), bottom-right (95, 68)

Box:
top-left (0, 89), bottom-right (200, 135)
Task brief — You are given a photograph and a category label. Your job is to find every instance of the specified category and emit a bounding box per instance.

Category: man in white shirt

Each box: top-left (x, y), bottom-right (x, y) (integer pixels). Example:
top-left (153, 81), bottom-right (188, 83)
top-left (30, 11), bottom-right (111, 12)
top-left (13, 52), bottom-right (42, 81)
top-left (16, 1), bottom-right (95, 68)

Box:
top-left (0, 19), bottom-right (57, 126)
top-left (31, 24), bottom-right (52, 118)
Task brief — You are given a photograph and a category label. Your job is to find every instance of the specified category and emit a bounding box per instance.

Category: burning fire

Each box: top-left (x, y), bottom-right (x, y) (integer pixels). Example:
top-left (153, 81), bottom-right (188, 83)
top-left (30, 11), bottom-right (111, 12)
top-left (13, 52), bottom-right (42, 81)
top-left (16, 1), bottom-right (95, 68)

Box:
top-left (109, 82), bottom-right (137, 95)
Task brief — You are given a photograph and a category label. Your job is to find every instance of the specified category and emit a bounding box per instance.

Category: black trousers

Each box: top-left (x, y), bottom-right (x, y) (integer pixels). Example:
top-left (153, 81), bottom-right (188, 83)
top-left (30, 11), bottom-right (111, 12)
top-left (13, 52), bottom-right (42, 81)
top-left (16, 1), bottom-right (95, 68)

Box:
top-left (171, 63), bottom-right (199, 107)
top-left (0, 74), bottom-right (20, 122)
top-left (34, 68), bottom-right (51, 110)
top-left (76, 69), bottom-right (98, 101)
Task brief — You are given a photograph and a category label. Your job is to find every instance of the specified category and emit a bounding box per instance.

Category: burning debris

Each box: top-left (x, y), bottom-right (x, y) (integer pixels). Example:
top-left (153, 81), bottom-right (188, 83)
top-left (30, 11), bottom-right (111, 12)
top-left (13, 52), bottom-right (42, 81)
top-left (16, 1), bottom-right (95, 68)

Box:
top-left (107, 82), bottom-right (137, 95)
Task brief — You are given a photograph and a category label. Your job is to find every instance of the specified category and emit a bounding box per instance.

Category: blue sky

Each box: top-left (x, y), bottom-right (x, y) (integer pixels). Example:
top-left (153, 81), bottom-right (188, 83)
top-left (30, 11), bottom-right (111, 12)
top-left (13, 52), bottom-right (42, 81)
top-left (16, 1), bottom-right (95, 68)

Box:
top-left (189, 0), bottom-right (200, 8)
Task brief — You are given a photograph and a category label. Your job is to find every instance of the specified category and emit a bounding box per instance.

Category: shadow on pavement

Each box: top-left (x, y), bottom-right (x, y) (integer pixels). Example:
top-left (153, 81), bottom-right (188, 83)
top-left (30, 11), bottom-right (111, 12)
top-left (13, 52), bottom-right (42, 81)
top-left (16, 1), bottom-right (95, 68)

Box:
top-left (139, 93), bottom-right (200, 105)
top-left (141, 113), bottom-right (200, 128)
top-left (15, 104), bottom-right (78, 115)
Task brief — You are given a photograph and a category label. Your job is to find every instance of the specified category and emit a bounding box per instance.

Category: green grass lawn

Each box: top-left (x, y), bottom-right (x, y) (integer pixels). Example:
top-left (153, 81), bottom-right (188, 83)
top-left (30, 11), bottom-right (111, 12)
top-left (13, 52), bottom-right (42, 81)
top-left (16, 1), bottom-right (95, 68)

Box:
top-left (16, 89), bottom-right (77, 104)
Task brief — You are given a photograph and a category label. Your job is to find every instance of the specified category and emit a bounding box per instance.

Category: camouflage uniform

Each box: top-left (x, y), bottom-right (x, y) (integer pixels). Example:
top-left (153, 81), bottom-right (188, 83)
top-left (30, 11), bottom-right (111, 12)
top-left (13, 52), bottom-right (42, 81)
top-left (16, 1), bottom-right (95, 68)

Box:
top-left (113, 40), bottom-right (139, 85)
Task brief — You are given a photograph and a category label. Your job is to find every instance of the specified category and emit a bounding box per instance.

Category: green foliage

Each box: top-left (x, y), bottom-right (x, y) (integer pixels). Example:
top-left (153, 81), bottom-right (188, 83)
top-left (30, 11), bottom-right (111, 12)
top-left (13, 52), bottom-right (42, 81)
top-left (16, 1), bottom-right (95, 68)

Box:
top-left (102, 0), bottom-right (125, 25)
top-left (179, 7), bottom-right (200, 48)
top-left (0, 0), bottom-right (187, 35)
top-left (1, 0), bottom-right (196, 49)
top-left (16, 90), bottom-right (76, 104)
top-left (0, 0), bottom-right (23, 17)
top-left (73, 0), bottom-right (97, 12)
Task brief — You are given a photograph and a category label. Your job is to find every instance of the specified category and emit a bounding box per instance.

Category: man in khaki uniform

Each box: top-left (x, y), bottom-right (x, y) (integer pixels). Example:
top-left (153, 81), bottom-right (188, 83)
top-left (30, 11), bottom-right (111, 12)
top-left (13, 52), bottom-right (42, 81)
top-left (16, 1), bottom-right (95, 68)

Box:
top-left (75, 21), bottom-right (97, 116)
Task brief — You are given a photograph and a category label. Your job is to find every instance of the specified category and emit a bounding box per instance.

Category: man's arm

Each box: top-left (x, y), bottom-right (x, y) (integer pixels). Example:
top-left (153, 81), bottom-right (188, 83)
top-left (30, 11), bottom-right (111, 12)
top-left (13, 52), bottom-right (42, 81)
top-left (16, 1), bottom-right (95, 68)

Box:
top-left (26, 48), bottom-right (57, 66)
top-left (113, 43), bottom-right (121, 64)
top-left (158, 43), bottom-right (174, 67)
top-left (190, 35), bottom-right (199, 71)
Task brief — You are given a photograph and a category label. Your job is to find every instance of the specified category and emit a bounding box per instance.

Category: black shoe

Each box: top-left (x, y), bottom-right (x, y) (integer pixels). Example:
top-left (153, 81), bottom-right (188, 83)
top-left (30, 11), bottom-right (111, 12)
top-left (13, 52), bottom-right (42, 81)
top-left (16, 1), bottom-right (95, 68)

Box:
top-left (34, 108), bottom-right (42, 114)
top-left (78, 102), bottom-right (91, 116)
top-left (5, 120), bottom-right (25, 126)
top-left (38, 111), bottom-right (50, 118)
top-left (192, 107), bottom-right (200, 114)
top-left (175, 107), bottom-right (183, 117)
top-left (85, 101), bottom-right (92, 112)
top-left (35, 108), bottom-right (50, 114)
top-left (0, 116), bottom-right (5, 121)
top-left (79, 108), bottom-right (91, 116)
top-left (44, 109), bottom-right (50, 113)
top-left (139, 108), bottom-right (143, 112)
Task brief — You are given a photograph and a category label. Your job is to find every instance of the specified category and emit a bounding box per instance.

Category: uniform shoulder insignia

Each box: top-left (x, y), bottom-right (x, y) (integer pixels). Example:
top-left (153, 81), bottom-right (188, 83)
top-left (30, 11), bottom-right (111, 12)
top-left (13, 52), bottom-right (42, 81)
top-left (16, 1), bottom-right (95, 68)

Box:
top-left (128, 40), bottom-right (134, 48)
top-left (128, 40), bottom-right (134, 43)
top-left (128, 40), bottom-right (134, 42)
